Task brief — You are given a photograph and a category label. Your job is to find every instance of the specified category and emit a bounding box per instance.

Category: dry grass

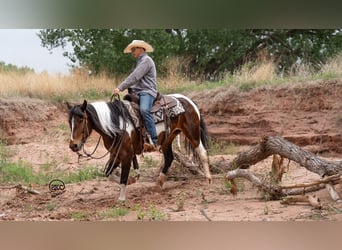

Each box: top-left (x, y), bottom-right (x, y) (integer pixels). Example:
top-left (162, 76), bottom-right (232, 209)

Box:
top-left (234, 61), bottom-right (277, 83)
top-left (0, 70), bottom-right (116, 101)
top-left (320, 52), bottom-right (342, 76)
top-left (1, 53), bottom-right (342, 101)
top-left (158, 56), bottom-right (194, 91)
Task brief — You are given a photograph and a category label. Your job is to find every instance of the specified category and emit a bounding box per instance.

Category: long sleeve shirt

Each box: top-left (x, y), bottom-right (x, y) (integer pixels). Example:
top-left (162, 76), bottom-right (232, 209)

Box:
top-left (117, 53), bottom-right (157, 98)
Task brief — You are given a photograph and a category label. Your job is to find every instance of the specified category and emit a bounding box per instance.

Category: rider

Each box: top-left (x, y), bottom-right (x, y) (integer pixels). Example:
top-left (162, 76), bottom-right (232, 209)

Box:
top-left (113, 40), bottom-right (158, 151)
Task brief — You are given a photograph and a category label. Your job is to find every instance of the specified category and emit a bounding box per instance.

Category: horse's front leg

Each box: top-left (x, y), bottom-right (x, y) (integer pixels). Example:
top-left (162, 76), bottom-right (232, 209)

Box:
top-left (117, 156), bottom-right (132, 202)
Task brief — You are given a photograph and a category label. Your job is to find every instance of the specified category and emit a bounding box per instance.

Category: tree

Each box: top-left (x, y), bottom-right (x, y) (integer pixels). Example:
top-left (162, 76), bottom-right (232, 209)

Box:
top-left (38, 29), bottom-right (342, 80)
top-left (38, 29), bottom-right (179, 76)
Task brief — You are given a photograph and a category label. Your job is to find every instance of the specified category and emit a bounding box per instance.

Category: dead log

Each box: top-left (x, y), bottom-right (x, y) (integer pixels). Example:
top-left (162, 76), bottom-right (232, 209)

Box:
top-left (281, 194), bottom-right (322, 209)
top-left (225, 168), bottom-right (284, 199)
top-left (225, 136), bottom-right (342, 201)
top-left (226, 135), bottom-right (342, 177)
top-left (173, 150), bottom-right (205, 176)
top-left (325, 183), bottom-right (341, 202)
top-left (0, 184), bottom-right (40, 195)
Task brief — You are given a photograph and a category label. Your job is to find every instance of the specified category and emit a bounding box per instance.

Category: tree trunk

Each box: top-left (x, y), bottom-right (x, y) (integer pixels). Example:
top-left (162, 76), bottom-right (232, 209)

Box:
top-left (226, 136), bottom-right (342, 177)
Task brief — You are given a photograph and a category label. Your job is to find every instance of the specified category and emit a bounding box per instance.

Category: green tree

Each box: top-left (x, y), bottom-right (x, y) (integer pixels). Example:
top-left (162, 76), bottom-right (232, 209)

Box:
top-left (38, 29), bottom-right (178, 76)
top-left (38, 29), bottom-right (342, 80)
top-left (0, 61), bottom-right (34, 74)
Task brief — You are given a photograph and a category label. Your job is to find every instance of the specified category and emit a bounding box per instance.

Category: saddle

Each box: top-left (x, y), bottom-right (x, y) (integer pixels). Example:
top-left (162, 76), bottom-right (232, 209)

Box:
top-left (122, 92), bottom-right (185, 126)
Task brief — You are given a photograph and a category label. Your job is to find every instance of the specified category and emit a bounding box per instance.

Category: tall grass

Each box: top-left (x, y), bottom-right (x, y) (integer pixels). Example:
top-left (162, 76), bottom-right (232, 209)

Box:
top-left (0, 70), bottom-right (115, 102)
top-left (1, 53), bottom-right (342, 101)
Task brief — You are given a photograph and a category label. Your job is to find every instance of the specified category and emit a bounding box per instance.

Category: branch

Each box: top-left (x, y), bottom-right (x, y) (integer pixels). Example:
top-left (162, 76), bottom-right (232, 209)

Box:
top-left (226, 136), bottom-right (342, 177)
top-left (0, 184), bottom-right (40, 195)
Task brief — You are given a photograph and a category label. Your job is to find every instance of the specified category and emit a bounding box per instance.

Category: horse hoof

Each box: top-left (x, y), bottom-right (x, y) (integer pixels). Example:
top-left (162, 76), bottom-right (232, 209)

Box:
top-left (118, 198), bottom-right (126, 205)
top-left (156, 179), bottom-right (163, 190)
top-left (127, 174), bottom-right (140, 185)
top-left (156, 173), bottom-right (167, 189)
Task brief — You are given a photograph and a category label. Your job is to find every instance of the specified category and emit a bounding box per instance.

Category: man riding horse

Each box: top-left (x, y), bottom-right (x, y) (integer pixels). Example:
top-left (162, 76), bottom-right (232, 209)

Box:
top-left (113, 40), bottom-right (158, 151)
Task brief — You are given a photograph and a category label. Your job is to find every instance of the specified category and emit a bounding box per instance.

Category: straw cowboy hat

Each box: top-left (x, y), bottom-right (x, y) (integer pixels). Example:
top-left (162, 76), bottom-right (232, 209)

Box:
top-left (123, 40), bottom-right (154, 53)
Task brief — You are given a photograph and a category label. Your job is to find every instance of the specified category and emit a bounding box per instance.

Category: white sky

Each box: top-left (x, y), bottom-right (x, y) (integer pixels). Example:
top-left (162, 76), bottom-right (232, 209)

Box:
top-left (0, 29), bottom-right (72, 75)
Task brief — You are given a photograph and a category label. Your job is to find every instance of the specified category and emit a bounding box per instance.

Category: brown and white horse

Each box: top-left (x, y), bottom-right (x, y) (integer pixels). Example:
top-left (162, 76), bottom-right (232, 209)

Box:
top-left (67, 93), bottom-right (211, 202)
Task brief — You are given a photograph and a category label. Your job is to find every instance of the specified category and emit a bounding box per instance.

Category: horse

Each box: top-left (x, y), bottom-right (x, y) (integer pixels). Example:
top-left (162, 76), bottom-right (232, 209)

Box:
top-left (67, 93), bottom-right (212, 202)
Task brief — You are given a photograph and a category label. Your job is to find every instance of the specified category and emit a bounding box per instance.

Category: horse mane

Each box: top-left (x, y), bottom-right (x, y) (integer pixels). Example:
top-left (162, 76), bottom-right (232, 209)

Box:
top-left (86, 100), bottom-right (135, 138)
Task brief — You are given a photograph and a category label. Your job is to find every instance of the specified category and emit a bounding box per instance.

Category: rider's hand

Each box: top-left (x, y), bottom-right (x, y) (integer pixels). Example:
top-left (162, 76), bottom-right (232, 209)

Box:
top-left (113, 88), bottom-right (120, 95)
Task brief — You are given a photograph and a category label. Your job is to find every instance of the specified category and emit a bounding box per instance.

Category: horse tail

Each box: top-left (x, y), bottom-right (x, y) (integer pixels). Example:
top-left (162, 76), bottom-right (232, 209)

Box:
top-left (199, 115), bottom-right (209, 150)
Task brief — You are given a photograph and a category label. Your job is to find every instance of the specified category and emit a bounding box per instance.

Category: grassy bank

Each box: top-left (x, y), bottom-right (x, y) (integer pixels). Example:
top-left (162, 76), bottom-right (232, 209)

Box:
top-left (1, 53), bottom-right (342, 102)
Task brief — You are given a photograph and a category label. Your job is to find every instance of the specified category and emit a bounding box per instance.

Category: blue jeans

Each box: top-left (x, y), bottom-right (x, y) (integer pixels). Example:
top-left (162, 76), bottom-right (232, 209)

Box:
top-left (139, 92), bottom-right (158, 145)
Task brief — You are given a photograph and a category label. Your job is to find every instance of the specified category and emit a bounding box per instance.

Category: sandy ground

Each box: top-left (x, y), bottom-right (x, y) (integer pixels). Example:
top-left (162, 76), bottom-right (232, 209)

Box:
top-left (1, 80), bottom-right (342, 221)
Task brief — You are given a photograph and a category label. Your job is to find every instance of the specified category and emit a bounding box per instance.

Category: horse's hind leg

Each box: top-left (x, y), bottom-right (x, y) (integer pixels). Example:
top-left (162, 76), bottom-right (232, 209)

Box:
top-left (156, 130), bottom-right (181, 188)
top-left (194, 142), bottom-right (212, 184)
top-left (157, 143), bottom-right (173, 189)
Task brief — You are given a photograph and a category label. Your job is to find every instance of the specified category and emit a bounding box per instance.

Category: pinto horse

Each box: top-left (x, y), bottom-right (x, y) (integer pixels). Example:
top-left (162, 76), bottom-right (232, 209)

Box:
top-left (67, 93), bottom-right (211, 201)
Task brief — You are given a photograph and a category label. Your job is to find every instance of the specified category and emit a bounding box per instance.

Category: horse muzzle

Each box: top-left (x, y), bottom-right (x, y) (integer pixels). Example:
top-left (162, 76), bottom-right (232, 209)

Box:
top-left (69, 141), bottom-right (82, 152)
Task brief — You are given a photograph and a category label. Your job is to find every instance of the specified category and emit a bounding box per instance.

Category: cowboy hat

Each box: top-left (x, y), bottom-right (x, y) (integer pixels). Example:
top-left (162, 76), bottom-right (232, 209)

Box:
top-left (123, 40), bottom-right (154, 53)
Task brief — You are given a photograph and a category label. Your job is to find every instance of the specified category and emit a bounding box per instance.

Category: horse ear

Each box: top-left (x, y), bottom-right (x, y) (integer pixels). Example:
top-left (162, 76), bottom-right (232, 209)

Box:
top-left (66, 101), bottom-right (73, 110)
top-left (81, 100), bottom-right (88, 112)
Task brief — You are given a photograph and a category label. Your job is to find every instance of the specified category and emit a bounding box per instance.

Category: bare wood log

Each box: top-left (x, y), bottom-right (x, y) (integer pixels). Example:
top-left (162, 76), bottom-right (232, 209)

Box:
top-left (227, 136), bottom-right (342, 177)
top-left (173, 150), bottom-right (204, 176)
top-left (280, 174), bottom-right (341, 189)
top-left (271, 154), bottom-right (285, 183)
top-left (0, 184), bottom-right (40, 195)
top-left (325, 183), bottom-right (341, 202)
top-left (225, 169), bottom-right (284, 199)
top-left (280, 194), bottom-right (322, 209)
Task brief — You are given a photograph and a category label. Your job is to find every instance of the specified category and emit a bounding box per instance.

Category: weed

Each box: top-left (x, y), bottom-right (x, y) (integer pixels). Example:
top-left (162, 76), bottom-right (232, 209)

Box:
top-left (133, 203), bottom-right (167, 221)
top-left (57, 123), bottom-right (68, 131)
top-left (98, 207), bottom-right (129, 220)
top-left (175, 192), bottom-right (187, 211)
top-left (46, 202), bottom-right (57, 212)
top-left (141, 156), bottom-right (158, 169)
top-left (70, 211), bottom-right (90, 221)
top-left (148, 204), bottom-right (166, 221)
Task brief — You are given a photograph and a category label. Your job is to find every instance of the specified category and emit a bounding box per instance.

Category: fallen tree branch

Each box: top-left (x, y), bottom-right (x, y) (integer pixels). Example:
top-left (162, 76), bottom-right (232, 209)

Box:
top-left (224, 136), bottom-right (342, 201)
top-left (225, 168), bottom-right (284, 199)
top-left (281, 194), bottom-right (322, 209)
top-left (325, 183), bottom-right (341, 202)
top-left (0, 184), bottom-right (40, 195)
top-left (226, 136), bottom-right (342, 177)
top-left (173, 150), bottom-right (205, 176)
top-left (280, 174), bottom-right (341, 189)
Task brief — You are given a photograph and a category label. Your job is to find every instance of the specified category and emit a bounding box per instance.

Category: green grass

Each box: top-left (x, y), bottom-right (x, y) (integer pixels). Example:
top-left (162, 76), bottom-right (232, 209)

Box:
top-left (70, 211), bottom-right (90, 221)
top-left (97, 207), bottom-right (129, 219)
top-left (133, 203), bottom-right (167, 221)
top-left (0, 160), bottom-right (103, 185)
top-left (0, 138), bottom-right (103, 185)
top-left (141, 155), bottom-right (159, 169)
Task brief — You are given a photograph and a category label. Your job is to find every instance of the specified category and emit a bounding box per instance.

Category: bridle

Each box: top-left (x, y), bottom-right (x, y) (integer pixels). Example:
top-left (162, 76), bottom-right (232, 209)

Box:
top-left (75, 95), bottom-right (127, 169)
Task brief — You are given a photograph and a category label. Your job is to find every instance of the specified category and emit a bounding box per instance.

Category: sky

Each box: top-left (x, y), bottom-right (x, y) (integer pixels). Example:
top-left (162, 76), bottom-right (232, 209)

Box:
top-left (0, 29), bottom-right (72, 75)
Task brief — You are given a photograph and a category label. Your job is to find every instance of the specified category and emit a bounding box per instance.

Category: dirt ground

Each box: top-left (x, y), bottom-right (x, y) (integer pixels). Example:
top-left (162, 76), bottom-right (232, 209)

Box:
top-left (1, 79), bottom-right (342, 221)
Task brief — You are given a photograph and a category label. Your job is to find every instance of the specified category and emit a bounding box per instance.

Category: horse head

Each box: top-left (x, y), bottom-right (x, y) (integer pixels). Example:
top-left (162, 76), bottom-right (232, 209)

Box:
top-left (67, 100), bottom-right (92, 152)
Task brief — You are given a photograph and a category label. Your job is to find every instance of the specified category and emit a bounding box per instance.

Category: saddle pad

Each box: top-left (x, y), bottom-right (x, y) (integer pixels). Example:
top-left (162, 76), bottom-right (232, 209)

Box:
top-left (122, 96), bottom-right (185, 127)
top-left (152, 96), bottom-right (185, 124)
